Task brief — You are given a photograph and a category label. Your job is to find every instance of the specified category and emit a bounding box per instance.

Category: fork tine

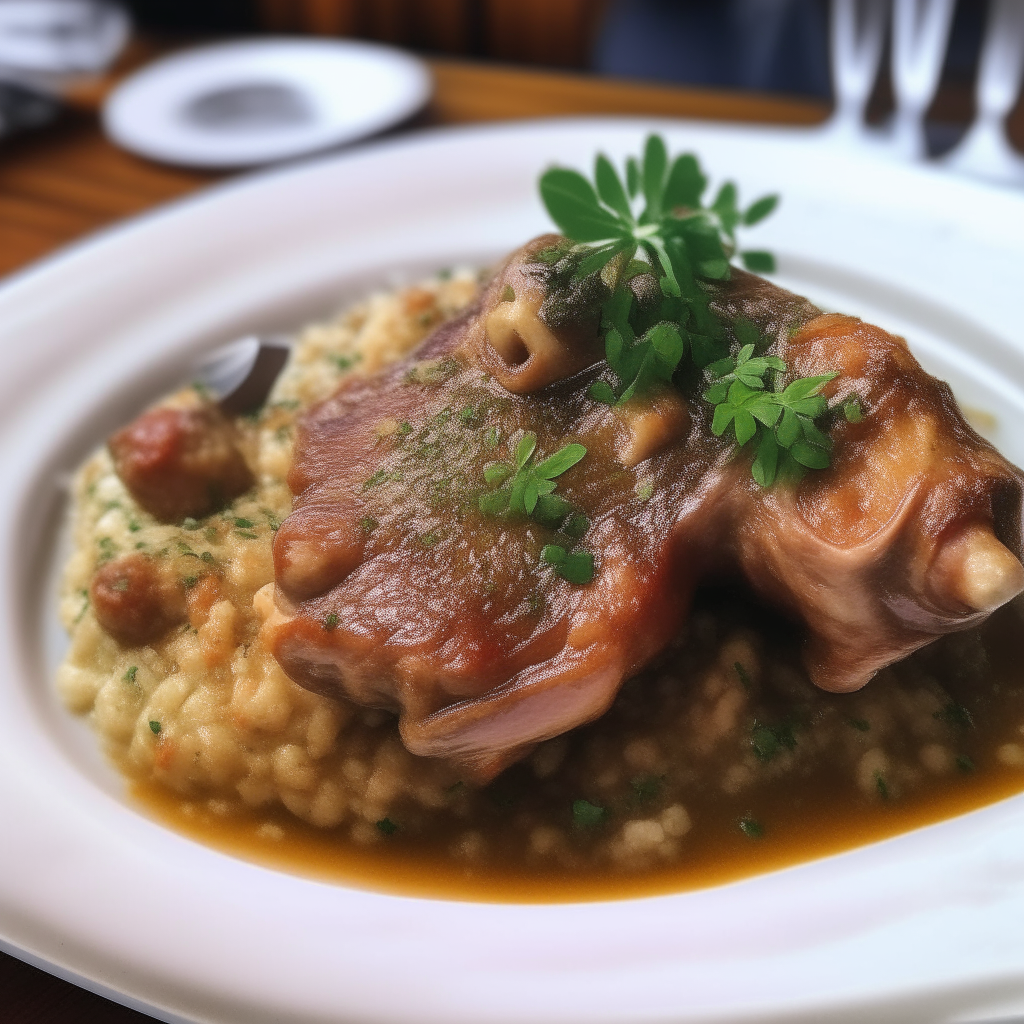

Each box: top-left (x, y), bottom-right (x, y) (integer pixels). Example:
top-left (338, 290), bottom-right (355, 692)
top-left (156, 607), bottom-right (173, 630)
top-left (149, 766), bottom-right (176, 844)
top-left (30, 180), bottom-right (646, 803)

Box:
top-left (974, 0), bottom-right (1024, 118)
top-left (943, 0), bottom-right (1024, 185)
top-left (825, 0), bottom-right (889, 142)
top-left (890, 0), bottom-right (957, 159)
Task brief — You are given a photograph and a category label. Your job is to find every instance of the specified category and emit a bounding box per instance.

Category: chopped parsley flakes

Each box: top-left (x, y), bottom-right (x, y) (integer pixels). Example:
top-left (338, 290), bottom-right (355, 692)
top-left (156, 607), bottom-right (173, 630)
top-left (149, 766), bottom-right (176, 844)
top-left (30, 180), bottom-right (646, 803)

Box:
top-left (572, 799), bottom-right (607, 828)
top-left (738, 815), bottom-right (764, 839)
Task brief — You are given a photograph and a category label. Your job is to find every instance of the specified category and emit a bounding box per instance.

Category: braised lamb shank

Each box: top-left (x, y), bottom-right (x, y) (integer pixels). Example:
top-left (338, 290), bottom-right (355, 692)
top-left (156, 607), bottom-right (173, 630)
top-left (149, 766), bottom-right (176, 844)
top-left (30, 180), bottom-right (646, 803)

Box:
top-left (257, 237), bottom-right (1024, 780)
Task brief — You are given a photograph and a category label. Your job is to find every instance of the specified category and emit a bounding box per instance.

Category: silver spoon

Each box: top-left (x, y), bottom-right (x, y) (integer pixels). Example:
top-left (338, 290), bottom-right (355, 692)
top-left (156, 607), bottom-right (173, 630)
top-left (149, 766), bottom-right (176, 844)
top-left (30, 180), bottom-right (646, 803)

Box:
top-left (194, 335), bottom-right (291, 416)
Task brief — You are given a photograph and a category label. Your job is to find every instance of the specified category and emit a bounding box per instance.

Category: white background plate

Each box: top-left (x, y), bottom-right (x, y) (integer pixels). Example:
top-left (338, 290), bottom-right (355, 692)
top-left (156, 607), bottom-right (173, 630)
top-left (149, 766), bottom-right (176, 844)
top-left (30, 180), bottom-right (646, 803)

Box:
top-left (102, 38), bottom-right (432, 168)
top-left (3, 119), bottom-right (1024, 1024)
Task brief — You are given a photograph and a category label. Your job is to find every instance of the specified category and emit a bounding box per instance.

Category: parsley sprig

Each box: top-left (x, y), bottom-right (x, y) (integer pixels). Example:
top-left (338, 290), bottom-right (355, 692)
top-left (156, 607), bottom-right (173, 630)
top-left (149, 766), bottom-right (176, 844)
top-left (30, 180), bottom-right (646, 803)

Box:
top-left (589, 296), bottom-right (685, 406)
top-left (539, 135), bottom-right (777, 296)
top-left (479, 433), bottom-right (595, 583)
top-left (479, 432), bottom-right (585, 520)
top-left (538, 135), bottom-right (844, 487)
top-left (704, 342), bottom-right (837, 486)
top-left (541, 544), bottom-right (595, 585)
top-left (539, 134), bottom-right (778, 397)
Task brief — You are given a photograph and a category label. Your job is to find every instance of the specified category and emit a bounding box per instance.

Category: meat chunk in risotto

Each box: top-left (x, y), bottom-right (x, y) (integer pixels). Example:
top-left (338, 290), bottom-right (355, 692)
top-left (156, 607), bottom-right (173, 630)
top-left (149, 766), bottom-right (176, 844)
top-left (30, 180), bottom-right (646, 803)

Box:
top-left (109, 403), bottom-right (253, 523)
top-left (90, 554), bottom-right (186, 646)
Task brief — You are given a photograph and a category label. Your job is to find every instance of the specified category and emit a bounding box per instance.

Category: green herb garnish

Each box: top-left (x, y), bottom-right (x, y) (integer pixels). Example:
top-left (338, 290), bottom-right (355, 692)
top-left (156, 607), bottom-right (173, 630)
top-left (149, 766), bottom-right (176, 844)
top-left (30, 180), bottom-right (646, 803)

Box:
top-left (479, 432), bottom-right (586, 524)
top-left (572, 799), bottom-right (607, 828)
top-left (934, 701), bottom-right (974, 730)
top-left (843, 397), bottom-right (864, 423)
top-left (874, 771), bottom-right (889, 800)
top-left (123, 666), bottom-right (138, 685)
top-left (540, 135), bottom-right (776, 296)
top-left (376, 817), bottom-right (399, 836)
top-left (738, 815), bottom-right (764, 839)
top-left (149, 720), bottom-right (161, 735)
top-left (704, 342), bottom-right (837, 486)
top-left (541, 544), bottom-right (595, 584)
top-left (322, 613), bottom-right (339, 631)
top-left (538, 135), bottom-right (842, 487)
top-left (589, 319), bottom-right (685, 406)
top-left (750, 718), bottom-right (797, 763)
top-left (332, 353), bottom-right (362, 371)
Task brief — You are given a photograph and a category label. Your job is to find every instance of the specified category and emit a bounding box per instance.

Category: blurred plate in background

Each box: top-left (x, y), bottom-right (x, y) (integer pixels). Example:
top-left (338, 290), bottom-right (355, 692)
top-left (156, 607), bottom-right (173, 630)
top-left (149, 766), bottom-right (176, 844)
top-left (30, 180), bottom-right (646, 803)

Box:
top-left (102, 37), bottom-right (432, 168)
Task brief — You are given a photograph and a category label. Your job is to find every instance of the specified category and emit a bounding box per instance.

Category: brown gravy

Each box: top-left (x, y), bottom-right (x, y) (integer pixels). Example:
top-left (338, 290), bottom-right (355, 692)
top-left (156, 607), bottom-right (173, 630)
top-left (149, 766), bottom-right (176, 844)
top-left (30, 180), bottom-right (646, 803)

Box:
top-left (132, 762), bottom-right (1024, 903)
top-left (130, 593), bottom-right (1024, 903)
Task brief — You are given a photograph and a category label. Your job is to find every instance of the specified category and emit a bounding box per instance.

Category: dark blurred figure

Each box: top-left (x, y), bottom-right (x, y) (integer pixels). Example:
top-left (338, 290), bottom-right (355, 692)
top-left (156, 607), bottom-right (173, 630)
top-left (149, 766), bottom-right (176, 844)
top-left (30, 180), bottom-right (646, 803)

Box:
top-left (121, 0), bottom-right (989, 128)
top-left (121, 0), bottom-right (256, 32)
top-left (594, 0), bottom-right (831, 97)
top-left (593, 0), bottom-right (988, 119)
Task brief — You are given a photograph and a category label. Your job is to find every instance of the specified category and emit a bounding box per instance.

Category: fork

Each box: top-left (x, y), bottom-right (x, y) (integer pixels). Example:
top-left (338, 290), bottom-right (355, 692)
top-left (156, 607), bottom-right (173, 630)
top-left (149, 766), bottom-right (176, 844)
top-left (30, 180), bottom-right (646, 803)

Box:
top-left (823, 0), bottom-right (890, 145)
top-left (890, 0), bottom-right (957, 160)
top-left (943, 0), bottom-right (1024, 187)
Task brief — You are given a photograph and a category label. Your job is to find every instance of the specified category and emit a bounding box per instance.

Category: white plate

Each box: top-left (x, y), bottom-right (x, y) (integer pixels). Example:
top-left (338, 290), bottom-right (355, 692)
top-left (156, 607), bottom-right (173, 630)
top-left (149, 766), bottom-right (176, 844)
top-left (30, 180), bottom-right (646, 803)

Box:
top-left (102, 38), bottom-right (432, 168)
top-left (3, 119), bottom-right (1024, 1024)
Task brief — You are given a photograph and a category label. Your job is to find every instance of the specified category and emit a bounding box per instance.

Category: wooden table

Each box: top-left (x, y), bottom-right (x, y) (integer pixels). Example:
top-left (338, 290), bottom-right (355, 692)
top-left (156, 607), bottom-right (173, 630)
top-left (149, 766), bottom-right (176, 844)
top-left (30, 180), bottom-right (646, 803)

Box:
top-left (0, 49), bottom-right (828, 1024)
top-left (0, 54), bottom-right (828, 280)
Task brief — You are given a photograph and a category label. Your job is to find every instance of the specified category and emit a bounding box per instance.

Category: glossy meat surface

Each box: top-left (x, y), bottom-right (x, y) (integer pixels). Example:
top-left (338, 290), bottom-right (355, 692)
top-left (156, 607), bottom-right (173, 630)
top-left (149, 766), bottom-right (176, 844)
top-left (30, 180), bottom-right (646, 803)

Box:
top-left (264, 238), bottom-right (1024, 779)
